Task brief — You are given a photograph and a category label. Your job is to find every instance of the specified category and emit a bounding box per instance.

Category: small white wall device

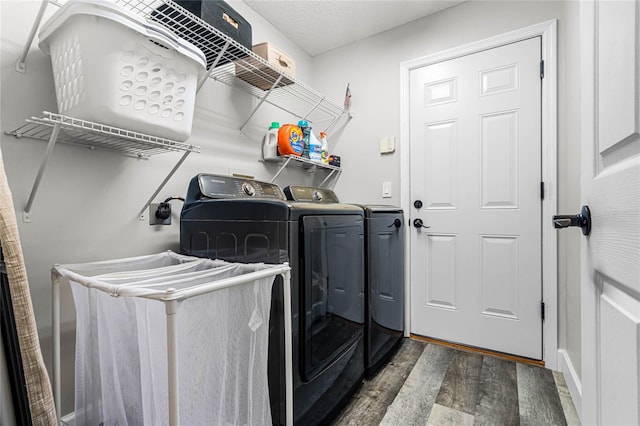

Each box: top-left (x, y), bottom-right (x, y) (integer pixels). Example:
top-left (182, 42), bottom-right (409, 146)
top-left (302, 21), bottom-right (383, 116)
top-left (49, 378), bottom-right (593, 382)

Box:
top-left (379, 136), bottom-right (396, 154)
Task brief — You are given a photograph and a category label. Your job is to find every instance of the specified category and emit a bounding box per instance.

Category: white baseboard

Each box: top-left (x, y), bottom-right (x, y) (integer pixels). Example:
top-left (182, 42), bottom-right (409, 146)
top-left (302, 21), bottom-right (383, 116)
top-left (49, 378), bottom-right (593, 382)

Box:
top-left (61, 411), bottom-right (75, 426)
top-left (558, 349), bottom-right (582, 421)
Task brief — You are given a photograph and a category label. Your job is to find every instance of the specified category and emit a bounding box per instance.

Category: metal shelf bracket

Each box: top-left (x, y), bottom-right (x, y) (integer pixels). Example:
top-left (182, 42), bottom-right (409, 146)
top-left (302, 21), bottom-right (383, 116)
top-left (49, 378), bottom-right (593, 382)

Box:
top-left (22, 122), bottom-right (61, 221)
top-left (319, 169), bottom-right (340, 187)
top-left (138, 150), bottom-right (192, 220)
top-left (16, 0), bottom-right (50, 74)
top-left (239, 74), bottom-right (284, 133)
top-left (270, 156), bottom-right (293, 183)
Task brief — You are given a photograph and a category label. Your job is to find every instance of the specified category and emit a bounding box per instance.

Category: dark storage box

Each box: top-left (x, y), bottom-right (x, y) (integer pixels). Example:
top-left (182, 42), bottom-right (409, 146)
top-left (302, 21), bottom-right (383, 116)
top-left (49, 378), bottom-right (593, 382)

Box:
top-left (153, 0), bottom-right (252, 69)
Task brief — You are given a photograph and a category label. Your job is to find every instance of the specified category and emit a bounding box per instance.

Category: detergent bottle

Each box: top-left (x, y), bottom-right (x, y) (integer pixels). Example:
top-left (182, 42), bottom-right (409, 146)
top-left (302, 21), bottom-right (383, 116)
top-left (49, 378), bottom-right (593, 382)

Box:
top-left (298, 120), bottom-right (311, 158)
top-left (319, 132), bottom-right (329, 164)
top-left (277, 124), bottom-right (304, 156)
top-left (261, 121), bottom-right (280, 161)
top-left (308, 129), bottom-right (323, 162)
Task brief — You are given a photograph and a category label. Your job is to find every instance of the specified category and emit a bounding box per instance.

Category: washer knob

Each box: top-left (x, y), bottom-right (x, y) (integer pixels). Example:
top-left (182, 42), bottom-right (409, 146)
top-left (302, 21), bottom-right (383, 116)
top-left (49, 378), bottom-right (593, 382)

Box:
top-left (242, 182), bottom-right (256, 196)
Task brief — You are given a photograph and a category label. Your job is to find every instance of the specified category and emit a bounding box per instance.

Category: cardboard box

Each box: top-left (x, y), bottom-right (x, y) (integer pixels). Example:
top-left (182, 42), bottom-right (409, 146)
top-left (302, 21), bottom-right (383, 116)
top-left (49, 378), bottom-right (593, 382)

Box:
top-left (235, 42), bottom-right (296, 90)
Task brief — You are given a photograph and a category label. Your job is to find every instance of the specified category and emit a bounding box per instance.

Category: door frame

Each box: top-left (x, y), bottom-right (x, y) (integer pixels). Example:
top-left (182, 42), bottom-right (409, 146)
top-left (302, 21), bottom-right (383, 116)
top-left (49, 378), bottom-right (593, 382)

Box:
top-left (399, 20), bottom-right (558, 369)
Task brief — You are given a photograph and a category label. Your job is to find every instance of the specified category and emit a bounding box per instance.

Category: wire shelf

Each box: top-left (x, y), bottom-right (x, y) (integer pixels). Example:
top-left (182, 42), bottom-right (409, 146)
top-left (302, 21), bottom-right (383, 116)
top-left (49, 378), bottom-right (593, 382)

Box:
top-left (115, 0), bottom-right (350, 127)
top-left (281, 155), bottom-right (341, 172)
top-left (6, 112), bottom-right (200, 158)
top-left (269, 155), bottom-right (341, 187)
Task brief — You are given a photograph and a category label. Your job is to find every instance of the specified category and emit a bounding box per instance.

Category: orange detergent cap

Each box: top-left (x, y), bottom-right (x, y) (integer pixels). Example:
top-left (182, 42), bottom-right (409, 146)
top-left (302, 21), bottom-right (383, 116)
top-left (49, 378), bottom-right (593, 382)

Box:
top-left (278, 124), bottom-right (304, 156)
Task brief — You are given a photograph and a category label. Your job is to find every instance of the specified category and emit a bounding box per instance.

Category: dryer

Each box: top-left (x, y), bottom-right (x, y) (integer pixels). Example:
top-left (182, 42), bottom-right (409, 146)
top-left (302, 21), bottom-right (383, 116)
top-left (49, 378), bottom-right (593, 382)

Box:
top-left (357, 205), bottom-right (405, 378)
top-left (283, 187), bottom-right (405, 379)
top-left (180, 174), bottom-right (365, 426)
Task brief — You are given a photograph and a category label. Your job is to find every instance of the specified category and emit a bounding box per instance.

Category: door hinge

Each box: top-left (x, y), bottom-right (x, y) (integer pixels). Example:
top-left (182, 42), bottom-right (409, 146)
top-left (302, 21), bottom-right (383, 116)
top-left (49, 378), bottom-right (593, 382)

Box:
top-left (540, 182), bottom-right (545, 200)
top-left (540, 60), bottom-right (545, 79)
top-left (541, 302), bottom-right (546, 321)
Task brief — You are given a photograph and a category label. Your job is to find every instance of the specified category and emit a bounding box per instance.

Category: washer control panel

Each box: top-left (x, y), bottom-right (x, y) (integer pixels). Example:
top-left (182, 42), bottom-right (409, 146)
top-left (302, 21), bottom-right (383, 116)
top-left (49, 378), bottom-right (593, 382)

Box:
top-left (197, 174), bottom-right (285, 199)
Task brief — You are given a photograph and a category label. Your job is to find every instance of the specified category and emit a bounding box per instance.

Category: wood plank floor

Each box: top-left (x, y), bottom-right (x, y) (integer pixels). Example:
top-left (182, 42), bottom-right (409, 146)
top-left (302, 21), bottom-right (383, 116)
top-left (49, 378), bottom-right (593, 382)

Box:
top-left (332, 338), bottom-right (581, 426)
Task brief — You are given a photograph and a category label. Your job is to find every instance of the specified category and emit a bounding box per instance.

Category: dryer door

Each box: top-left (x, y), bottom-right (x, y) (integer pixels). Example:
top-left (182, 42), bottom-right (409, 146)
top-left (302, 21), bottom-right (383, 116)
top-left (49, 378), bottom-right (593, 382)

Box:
top-left (369, 213), bottom-right (405, 332)
top-left (301, 215), bottom-right (365, 381)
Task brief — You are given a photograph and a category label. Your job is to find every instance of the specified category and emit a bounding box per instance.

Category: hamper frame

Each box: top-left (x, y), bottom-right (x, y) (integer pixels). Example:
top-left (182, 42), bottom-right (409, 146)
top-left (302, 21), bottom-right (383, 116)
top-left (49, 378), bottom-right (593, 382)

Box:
top-left (51, 259), bottom-right (292, 426)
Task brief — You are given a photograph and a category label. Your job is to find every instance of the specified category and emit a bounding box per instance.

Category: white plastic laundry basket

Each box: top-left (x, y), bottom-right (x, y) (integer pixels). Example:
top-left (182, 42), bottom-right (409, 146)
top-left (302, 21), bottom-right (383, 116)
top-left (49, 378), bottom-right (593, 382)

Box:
top-left (51, 251), bottom-right (293, 426)
top-left (38, 0), bottom-right (206, 141)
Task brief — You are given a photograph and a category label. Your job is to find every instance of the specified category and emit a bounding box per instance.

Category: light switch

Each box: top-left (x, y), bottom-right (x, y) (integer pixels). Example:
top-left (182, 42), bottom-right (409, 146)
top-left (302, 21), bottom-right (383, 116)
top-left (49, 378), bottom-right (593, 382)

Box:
top-left (379, 137), bottom-right (396, 154)
top-left (382, 181), bottom-right (392, 198)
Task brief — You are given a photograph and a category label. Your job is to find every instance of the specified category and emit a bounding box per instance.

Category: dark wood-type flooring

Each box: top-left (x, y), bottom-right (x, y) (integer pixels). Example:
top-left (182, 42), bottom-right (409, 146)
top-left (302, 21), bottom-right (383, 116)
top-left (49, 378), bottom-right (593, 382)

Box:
top-left (332, 338), bottom-right (580, 426)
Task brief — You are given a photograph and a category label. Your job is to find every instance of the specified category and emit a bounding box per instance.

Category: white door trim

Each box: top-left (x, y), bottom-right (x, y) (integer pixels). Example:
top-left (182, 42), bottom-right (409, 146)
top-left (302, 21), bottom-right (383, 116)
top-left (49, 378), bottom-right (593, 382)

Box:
top-left (400, 20), bottom-right (558, 369)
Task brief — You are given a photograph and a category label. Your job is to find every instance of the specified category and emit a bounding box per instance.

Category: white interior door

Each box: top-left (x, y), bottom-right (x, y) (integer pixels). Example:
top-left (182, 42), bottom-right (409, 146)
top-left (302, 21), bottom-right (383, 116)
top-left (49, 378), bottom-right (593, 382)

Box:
top-left (579, 1), bottom-right (640, 424)
top-left (409, 37), bottom-right (543, 359)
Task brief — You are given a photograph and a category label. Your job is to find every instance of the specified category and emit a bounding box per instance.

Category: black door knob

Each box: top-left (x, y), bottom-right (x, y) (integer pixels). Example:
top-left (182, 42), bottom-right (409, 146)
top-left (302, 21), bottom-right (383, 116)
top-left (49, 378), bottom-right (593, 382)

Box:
top-left (388, 218), bottom-right (402, 229)
top-left (413, 218), bottom-right (430, 229)
top-left (414, 200), bottom-right (423, 209)
top-left (553, 205), bottom-right (591, 236)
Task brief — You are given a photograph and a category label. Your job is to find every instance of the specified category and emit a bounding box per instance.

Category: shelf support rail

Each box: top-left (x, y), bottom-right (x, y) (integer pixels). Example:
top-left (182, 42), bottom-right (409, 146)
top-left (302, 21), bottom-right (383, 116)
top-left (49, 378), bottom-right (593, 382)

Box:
top-left (270, 156), bottom-right (293, 183)
top-left (138, 150), bottom-right (192, 219)
top-left (322, 110), bottom-right (351, 133)
top-left (211, 75), bottom-right (305, 121)
top-left (239, 74), bottom-right (284, 133)
top-left (319, 169), bottom-right (340, 187)
top-left (301, 97), bottom-right (325, 121)
top-left (16, 0), bottom-right (50, 73)
top-left (23, 123), bottom-right (61, 220)
top-left (197, 40), bottom-right (231, 92)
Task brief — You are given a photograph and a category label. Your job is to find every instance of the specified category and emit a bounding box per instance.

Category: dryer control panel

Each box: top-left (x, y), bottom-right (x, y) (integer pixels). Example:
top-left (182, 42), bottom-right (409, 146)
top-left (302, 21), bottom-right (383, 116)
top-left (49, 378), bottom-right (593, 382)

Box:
top-left (284, 186), bottom-right (340, 203)
top-left (196, 174), bottom-right (285, 200)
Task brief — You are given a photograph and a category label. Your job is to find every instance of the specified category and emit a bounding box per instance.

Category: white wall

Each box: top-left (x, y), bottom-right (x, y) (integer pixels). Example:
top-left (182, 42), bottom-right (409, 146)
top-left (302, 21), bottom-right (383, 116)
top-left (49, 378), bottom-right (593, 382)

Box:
top-left (0, 0), bottom-right (325, 415)
top-left (311, 0), bottom-right (582, 376)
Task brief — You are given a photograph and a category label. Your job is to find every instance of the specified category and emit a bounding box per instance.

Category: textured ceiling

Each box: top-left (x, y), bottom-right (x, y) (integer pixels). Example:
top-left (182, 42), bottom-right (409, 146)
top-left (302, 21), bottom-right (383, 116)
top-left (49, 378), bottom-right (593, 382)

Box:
top-left (243, 1), bottom-right (466, 56)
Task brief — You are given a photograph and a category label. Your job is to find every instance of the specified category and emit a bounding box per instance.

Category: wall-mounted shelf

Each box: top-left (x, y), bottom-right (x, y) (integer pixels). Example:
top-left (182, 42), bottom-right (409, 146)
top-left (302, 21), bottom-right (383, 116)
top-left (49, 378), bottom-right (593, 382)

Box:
top-left (17, 0), bottom-right (352, 133)
top-left (7, 112), bottom-right (200, 157)
top-left (269, 156), bottom-right (341, 187)
top-left (114, 0), bottom-right (352, 133)
top-left (12, 0), bottom-right (348, 223)
top-left (6, 112), bottom-right (200, 222)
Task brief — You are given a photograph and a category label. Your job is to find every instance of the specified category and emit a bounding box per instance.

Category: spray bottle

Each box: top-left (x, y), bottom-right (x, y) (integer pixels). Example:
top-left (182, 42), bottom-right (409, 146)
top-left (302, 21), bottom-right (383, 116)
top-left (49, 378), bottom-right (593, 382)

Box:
top-left (319, 132), bottom-right (329, 164)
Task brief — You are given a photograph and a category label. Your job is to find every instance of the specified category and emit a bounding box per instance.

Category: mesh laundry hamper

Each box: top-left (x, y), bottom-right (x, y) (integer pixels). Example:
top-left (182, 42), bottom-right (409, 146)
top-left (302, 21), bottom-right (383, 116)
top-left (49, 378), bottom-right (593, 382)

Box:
top-left (51, 251), bottom-right (291, 426)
